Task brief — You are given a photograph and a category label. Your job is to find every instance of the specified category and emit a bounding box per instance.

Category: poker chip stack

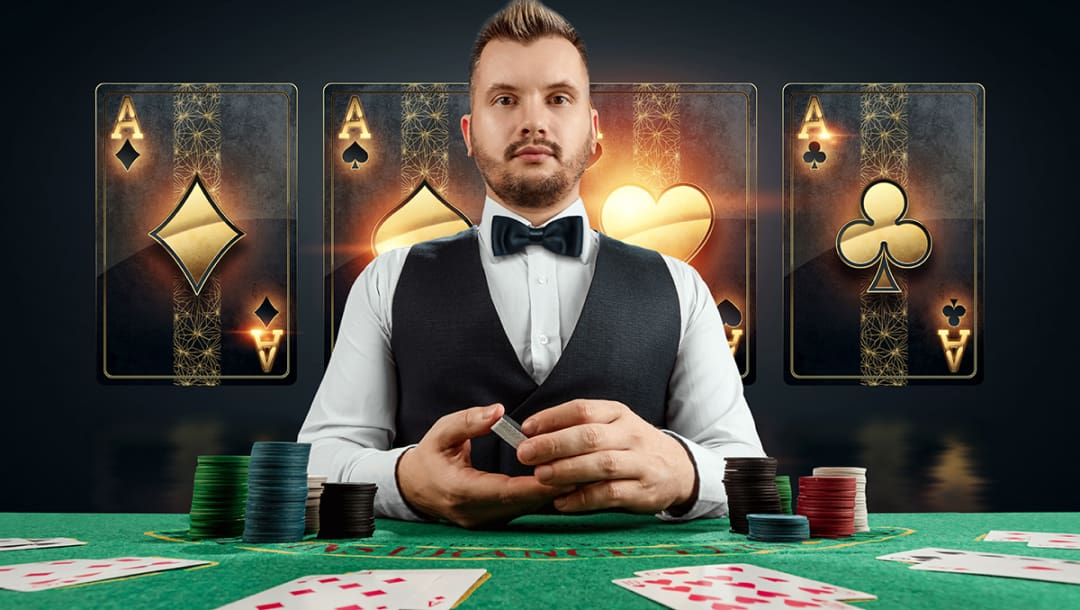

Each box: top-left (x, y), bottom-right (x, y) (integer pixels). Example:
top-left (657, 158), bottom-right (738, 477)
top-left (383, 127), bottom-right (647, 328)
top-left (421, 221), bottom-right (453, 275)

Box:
top-left (723, 457), bottom-right (782, 534)
top-left (775, 475), bottom-right (793, 515)
top-left (188, 455), bottom-right (249, 539)
top-left (305, 475), bottom-right (327, 536)
top-left (242, 441), bottom-right (311, 543)
top-left (795, 475), bottom-right (856, 538)
top-left (813, 466), bottom-right (869, 532)
top-left (746, 513), bottom-right (810, 542)
top-left (317, 482), bottom-right (378, 539)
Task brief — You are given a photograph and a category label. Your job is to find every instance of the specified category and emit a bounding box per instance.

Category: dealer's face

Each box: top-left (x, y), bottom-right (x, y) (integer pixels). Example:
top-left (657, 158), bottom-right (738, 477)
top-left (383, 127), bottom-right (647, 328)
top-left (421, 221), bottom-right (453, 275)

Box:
top-left (463, 36), bottom-right (598, 214)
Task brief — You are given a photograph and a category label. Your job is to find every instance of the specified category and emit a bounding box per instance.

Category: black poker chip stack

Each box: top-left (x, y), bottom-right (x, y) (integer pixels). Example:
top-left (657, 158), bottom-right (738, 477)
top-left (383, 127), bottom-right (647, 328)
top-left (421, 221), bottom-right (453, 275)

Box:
top-left (242, 441), bottom-right (311, 543)
top-left (723, 457), bottom-right (782, 534)
top-left (316, 482), bottom-right (377, 539)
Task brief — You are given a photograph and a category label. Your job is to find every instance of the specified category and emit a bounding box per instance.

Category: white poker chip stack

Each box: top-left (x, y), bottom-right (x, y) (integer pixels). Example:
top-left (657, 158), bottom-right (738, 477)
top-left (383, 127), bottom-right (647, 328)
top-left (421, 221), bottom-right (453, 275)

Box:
top-left (305, 475), bottom-right (328, 535)
top-left (812, 466), bottom-right (868, 532)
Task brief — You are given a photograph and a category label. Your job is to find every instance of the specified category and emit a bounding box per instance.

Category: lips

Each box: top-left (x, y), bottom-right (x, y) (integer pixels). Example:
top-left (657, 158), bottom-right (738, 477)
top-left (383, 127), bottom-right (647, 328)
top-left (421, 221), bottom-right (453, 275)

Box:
top-left (514, 145), bottom-right (555, 161)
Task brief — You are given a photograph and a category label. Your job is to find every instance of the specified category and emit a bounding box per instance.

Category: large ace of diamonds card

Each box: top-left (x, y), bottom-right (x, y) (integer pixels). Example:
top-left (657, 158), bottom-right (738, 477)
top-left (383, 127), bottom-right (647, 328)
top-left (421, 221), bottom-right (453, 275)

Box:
top-left (96, 83), bottom-right (297, 384)
top-left (325, 83), bottom-right (756, 380)
top-left (783, 83), bottom-right (984, 384)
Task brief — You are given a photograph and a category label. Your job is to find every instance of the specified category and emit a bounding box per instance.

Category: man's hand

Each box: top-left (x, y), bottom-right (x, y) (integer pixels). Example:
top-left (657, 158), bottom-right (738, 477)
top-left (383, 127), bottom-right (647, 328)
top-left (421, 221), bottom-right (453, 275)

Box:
top-left (396, 403), bottom-right (574, 528)
top-left (516, 399), bottom-right (697, 514)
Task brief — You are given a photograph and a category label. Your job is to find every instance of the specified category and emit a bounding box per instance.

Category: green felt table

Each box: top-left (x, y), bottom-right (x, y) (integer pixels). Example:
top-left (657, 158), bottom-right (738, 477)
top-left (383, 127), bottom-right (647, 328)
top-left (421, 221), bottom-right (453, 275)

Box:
top-left (1, 512), bottom-right (1078, 609)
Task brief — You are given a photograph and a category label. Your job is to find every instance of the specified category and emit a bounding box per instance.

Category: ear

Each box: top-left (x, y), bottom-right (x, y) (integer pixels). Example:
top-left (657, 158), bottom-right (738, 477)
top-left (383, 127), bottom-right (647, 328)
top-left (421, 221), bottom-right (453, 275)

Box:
top-left (589, 105), bottom-right (600, 153)
top-left (461, 114), bottom-right (473, 157)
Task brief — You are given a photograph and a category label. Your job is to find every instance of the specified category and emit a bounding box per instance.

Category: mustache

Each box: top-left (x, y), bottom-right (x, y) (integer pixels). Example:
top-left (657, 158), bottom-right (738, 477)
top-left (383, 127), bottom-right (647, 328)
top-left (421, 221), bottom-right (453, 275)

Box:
top-left (503, 138), bottom-right (563, 162)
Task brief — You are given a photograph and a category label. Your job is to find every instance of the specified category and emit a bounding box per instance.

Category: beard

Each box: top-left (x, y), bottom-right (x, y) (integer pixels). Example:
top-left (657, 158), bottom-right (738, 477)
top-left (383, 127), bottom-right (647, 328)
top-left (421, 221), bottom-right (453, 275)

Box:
top-left (472, 133), bottom-right (592, 210)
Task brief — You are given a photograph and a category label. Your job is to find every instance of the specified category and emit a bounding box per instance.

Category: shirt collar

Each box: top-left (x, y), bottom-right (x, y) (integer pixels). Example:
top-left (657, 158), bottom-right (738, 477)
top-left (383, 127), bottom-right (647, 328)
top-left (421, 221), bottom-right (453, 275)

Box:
top-left (477, 196), bottom-right (594, 262)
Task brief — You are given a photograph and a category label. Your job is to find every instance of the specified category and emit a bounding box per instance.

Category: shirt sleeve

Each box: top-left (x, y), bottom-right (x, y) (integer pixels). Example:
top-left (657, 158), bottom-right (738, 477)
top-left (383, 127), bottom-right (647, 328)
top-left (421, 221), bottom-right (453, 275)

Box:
top-left (655, 257), bottom-right (767, 521)
top-left (296, 246), bottom-right (428, 521)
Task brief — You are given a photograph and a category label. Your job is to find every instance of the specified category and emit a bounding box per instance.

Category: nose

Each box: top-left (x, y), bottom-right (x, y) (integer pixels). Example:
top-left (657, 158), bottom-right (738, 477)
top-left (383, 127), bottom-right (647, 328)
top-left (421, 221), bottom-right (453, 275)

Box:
top-left (518, 97), bottom-right (548, 139)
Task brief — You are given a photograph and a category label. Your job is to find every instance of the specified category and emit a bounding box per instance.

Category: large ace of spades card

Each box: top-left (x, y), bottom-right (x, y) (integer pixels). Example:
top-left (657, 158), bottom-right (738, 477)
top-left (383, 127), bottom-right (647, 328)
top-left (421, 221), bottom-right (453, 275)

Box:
top-left (324, 83), bottom-right (756, 381)
top-left (96, 83), bottom-right (297, 384)
top-left (783, 83), bottom-right (984, 384)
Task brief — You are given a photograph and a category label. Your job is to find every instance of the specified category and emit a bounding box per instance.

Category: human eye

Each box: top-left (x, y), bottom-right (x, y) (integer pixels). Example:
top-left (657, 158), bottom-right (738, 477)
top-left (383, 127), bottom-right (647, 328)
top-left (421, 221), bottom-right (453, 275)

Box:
top-left (493, 95), bottom-right (515, 106)
top-left (550, 94), bottom-right (571, 105)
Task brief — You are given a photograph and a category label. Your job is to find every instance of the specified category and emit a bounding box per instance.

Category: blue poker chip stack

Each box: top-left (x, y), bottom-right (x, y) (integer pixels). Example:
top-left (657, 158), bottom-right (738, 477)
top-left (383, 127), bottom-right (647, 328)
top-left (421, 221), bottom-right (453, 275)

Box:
top-left (746, 513), bottom-right (810, 542)
top-left (242, 441), bottom-right (311, 543)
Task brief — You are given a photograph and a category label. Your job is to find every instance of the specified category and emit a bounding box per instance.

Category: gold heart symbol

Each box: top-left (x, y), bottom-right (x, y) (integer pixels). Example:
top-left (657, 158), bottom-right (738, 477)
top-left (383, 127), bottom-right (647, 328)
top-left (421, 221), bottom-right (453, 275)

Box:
top-left (599, 184), bottom-right (713, 261)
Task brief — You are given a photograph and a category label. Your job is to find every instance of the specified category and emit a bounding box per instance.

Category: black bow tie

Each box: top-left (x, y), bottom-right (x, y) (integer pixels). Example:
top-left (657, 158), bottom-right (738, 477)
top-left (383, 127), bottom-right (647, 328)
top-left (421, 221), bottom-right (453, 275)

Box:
top-left (490, 215), bottom-right (584, 257)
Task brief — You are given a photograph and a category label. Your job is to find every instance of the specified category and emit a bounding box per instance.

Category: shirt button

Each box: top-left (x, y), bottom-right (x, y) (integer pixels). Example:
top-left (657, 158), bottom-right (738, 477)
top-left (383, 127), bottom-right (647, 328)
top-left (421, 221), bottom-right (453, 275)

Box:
top-left (538, 334), bottom-right (549, 345)
top-left (537, 275), bottom-right (547, 285)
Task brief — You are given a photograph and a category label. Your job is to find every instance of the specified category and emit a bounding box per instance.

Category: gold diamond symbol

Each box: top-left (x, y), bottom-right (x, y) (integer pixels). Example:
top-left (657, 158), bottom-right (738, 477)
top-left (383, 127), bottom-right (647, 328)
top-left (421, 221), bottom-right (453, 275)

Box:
top-left (149, 174), bottom-right (244, 295)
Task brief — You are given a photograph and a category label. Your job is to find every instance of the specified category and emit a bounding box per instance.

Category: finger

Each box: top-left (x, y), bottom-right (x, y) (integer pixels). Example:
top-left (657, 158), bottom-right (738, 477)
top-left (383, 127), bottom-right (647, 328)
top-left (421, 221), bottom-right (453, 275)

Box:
top-left (520, 399), bottom-right (624, 436)
top-left (553, 479), bottom-right (648, 513)
top-left (460, 471), bottom-right (576, 506)
top-left (428, 403), bottom-right (504, 450)
top-left (518, 421), bottom-right (630, 465)
top-left (532, 450), bottom-right (634, 486)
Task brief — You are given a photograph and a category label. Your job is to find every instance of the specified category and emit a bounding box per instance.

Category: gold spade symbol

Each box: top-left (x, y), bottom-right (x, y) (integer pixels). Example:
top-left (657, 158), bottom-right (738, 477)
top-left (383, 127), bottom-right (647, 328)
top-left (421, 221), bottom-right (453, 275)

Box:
top-left (371, 180), bottom-right (471, 256)
top-left (599, 184), bottom-right (713, 262)
top-left (836, 179), bottom-right (932, 293)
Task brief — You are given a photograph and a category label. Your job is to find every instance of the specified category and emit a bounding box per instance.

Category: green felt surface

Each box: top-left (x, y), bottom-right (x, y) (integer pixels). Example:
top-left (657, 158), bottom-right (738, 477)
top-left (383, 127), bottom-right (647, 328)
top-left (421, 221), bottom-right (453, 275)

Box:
top-left (1, 512), bottom-right (1078, 609)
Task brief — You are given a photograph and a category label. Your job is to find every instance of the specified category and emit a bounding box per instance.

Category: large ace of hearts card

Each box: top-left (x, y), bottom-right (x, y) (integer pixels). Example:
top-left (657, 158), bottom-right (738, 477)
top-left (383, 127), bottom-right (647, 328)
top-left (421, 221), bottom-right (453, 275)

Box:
top-left (783, 83), bottom-right (984, 385)
top-left (324, 83), bottom-right (756, 380)
top-left (96, 83), bottom-right (297, 385)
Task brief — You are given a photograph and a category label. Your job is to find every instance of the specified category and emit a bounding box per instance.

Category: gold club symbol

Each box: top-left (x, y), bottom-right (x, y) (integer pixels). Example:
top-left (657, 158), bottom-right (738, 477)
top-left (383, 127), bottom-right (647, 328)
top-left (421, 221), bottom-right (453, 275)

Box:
top-left (836, 179), bottom-right (931, 293)
top-left (149, 174), bottom-right (244, 295)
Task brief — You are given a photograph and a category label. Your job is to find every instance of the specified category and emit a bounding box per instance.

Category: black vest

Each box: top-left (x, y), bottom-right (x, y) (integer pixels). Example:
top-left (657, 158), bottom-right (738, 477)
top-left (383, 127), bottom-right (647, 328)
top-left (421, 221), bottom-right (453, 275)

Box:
top-left (390, 228), bottom-right (680, 476)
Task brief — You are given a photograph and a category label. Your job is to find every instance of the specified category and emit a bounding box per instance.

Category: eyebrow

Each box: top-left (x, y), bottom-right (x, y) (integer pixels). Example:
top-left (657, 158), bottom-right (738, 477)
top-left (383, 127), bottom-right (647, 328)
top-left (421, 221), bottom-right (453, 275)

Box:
top-left (485, 81), bottom-right (583, 97)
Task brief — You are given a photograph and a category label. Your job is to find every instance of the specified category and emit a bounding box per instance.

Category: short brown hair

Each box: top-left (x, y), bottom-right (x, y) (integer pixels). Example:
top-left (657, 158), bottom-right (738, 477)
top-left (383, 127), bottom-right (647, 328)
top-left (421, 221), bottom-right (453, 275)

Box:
top-left (469, 0), bottom-right (588, 82)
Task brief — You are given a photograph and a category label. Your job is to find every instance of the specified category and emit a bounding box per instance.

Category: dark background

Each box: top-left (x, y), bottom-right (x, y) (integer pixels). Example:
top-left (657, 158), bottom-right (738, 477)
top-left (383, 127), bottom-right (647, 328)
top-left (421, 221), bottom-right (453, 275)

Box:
top-left (8, 2), bottom-right (1074, 514)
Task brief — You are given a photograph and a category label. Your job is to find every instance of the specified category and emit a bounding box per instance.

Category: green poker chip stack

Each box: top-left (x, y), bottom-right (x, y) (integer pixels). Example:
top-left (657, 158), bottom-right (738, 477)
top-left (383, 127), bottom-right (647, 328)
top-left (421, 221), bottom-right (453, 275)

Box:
top-left (188, 455), bottom-right (250, 539)
top-left (775, 475), bottom-right (793, 515)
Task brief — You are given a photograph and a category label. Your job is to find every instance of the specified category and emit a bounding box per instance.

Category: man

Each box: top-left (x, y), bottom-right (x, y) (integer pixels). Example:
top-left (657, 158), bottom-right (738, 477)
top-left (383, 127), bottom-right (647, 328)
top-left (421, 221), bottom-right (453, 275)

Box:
top-left (298, 0), bottom-right (765, 528)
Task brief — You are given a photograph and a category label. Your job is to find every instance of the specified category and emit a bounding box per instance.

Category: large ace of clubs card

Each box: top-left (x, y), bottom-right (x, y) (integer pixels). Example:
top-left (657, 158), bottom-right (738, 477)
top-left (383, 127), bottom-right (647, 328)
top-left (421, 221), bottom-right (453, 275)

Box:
top-left (783, 83), bottom-right (984, 384)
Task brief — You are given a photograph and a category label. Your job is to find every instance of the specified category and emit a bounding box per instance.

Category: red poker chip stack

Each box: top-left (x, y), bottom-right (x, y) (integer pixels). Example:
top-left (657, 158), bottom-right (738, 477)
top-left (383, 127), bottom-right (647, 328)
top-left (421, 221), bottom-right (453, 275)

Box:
top-left (795, 476), bottom-right (856, 538)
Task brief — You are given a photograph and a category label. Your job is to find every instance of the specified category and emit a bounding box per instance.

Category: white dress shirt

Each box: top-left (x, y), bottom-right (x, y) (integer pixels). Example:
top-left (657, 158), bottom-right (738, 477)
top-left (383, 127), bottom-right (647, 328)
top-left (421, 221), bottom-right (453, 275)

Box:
top-left (298, 196), bottom-right (765, 521)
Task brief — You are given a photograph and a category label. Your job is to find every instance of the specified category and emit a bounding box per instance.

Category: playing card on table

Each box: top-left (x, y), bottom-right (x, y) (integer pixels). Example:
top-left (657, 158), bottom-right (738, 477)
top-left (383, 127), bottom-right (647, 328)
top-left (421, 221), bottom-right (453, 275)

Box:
top-left (876, 547), bottom-right (1080, 566)
top-left (635, 564), bottom-right (876, 602)
top-left (1028, 533), bottom-right (1080, 550)
top-left (0, 557), bottom-right (211, 592)
top-left (984, 530), bottom-right (1080, 550)
top-left (0, 538), bottom-right (86, 552)
top-left (783, 83), bottom-right (984, 384)
top-left (909, 553), bottom-right (1080, 585)
top-left (614, 573), bottom-right (857, 609)
top-left (216, 569), bottom-right (489, 610)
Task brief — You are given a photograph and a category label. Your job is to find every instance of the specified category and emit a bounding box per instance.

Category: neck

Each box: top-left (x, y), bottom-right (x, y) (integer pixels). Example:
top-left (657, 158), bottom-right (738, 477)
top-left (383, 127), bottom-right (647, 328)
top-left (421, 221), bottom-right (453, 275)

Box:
top-left (487, 188), bottom-right (580, 226)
